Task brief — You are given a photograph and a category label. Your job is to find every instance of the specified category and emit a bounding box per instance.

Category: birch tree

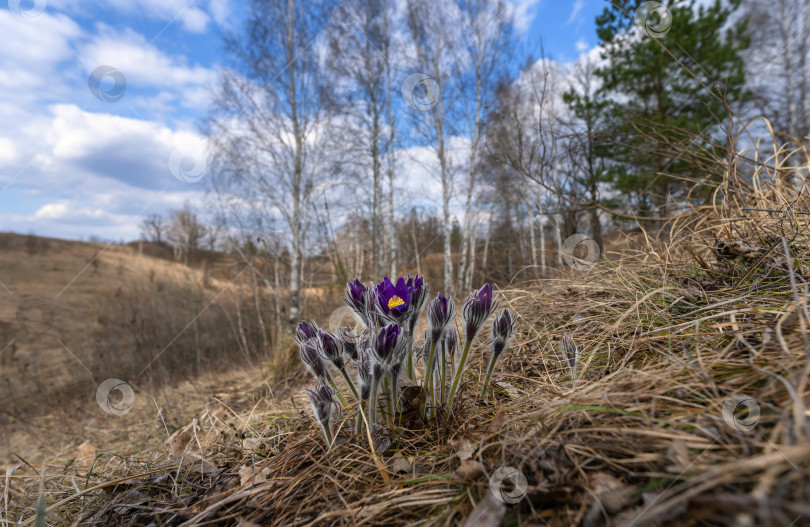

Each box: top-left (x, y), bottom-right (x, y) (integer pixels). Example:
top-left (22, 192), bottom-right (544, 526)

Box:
top-left (455, 0), bottom-right (513, 292)
top-left (406, 0), bottom-right (459, 292)
top-left (207, 0), bottom-right (338, 326)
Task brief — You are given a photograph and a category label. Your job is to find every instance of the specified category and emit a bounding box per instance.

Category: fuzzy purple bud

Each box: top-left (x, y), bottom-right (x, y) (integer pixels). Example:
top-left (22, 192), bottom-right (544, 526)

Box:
top-left (462, 284), bottom-right (497, 342)
top-left (306, 383), bottom-right (336, 445)
top-left (490, 309), bottom-right (516, 356)
top-left (428, 293), bottom-right (456, 343)
top-left (318, 329), bottom-right (344, 370)
top-left (300, 339), bottom-right (325, 380)
top-left (295, 320), bottom-right (319, 344)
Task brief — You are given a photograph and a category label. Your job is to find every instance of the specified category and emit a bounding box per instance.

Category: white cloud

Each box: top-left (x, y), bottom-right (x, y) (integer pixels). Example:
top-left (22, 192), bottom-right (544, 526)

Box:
top-left (208, 0), bottom-right (230, 27)
top-left (575, 39), bottom-right (589, 52)
top-left (0, 138), bottom-right (16, 165)
top-left (78, 27), bottom-right (217, 90)
top-left (48, 0), bottom-right (211, 33)
top-left (566, 0), bottom-right (584, 25)
top-left (510, 0), bottom-right (542, 33)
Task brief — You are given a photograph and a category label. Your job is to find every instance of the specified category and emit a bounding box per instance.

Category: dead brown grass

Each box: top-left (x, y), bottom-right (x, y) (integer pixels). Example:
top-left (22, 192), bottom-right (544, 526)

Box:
top-left (5, 122), bottom-right (810, 526)
top-left (6, 197), bottom-right (810, 525)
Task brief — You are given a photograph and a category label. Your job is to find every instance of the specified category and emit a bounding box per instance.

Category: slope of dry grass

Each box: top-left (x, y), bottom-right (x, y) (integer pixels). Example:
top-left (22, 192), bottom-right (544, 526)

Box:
top-left (4, 196), bottom-right (810, 526)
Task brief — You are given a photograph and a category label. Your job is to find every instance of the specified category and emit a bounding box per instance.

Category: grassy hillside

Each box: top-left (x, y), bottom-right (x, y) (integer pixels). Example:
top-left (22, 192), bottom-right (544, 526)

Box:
top-left (4, 205), bottom-right (810, 525)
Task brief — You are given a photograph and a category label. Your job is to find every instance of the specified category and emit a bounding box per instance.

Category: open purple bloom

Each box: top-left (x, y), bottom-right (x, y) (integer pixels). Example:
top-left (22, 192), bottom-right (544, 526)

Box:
top-left (295, 320), bottom-right (319, 344)
top-left (344, 279), bottom-right (368, 322)
top-left (490, 309), bottom-right (516, 356)
top-left (375, 277), bottom-right (412, 323)
top-left (462, 284), bottom-right (497, 341)
top-left (428, 293), bottom-right (456, 343)
top-left (300, 339), bottom-right (325, 379)
top-left (318, 329), bottom-right (344, 370)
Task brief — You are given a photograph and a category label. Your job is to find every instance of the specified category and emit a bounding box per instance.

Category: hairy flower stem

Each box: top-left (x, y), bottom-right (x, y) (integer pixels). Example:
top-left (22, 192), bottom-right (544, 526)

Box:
top-left (324, 371), bottom-right (349, 408)
top-left (389, 371), bottom-right (399, 416)
top-left (447, 338), bottom-right (473, 411)
top-left (321, 422), bottom-right (333, 449)
top-left (480, 352), bottom-right (500, 398)
top-left (440, 339), bottom-right (447, 406)
top-left (368, 377), bottom-right (380, 427)
top-left (339, 368), bottom-right (359, 400)
top-left (421, 339), bottom-right (439, 419)
top-left (383, 376), bottom-right (393, 425)
top-left (448, 353), bottom-right (455, 403)
top-left (407, 322), bottom-right (416, 382)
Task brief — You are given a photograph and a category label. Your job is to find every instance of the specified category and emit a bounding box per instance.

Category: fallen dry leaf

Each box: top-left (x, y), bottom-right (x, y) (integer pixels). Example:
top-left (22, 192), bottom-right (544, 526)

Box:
top-left (450, 438), bottom-right (477, 461)
top-left (494, 381), bottom-right (521, 399)
top-left (487, 408), bottom-right (507, 433)
top-left (461, 495), bottom-right (505, 527)
top-left (239, 465), bottom-right (270, 486)
top-left (74, 441), bottom-right (97, 467)
top-left (169, 431), bottom-right (192, 462)
top-left (389, 452), bottom-right (411, 474)
top-left (242, 437), bottom-right (261, 451)
top-left (587, 472), bottom-right (637, 514)
top-left (454, 459), bottom-right (485, 480)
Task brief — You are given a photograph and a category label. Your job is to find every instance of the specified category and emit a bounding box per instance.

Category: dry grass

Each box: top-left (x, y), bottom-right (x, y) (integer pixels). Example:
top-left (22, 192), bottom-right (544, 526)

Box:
top-left (5, 125), bottom-right (810, 525)
top-left (5, 197), bottom-right (810, 525)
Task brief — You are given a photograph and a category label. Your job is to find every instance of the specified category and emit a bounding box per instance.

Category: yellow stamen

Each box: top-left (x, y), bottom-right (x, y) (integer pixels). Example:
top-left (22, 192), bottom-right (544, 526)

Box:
top-left (388, 296), bottom-right (405, 310)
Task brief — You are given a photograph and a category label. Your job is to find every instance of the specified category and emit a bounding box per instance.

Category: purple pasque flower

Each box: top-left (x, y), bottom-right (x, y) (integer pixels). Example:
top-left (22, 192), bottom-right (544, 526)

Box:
top-left (363, 284), bottom-right (386, 329)
top-left (306, 383), bottom-right (337, 445)
top-left (406, 274), bottom-right (429, 327)
top-left (428, 293), bottom-right (456, 343)
top-left (295, 320), bottom-right (319, 344)
top-left (338, 326), bottom-right (358, 361)
top-left (356, 348), bottom-right (374, 400)
top-left (371, 323), bottom-right (402, 376)
top-left (344, 279), bottom-right (368, 322)
top-left (490, 309), bottom-right (516, 356)
top-left (306, 383), bottom-right (336, 424)
top-left (300, 338), bottom-right (325, 379)
top-left (317, 329), bottom-right (344, 370)
top-left (444, 325), bottom-right (458, 357)
top-left (375, 277), bottom-right (412, 323)
top-left (462, 284), bottom-right (497, 341)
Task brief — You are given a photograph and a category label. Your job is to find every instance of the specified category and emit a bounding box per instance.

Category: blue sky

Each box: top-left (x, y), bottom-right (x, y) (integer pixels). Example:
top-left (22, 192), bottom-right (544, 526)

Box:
top-left (0, 0), bottom-right (604, 241)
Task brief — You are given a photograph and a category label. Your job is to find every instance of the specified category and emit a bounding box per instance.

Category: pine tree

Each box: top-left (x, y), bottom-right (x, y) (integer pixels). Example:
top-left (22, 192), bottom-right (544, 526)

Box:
top-left (594, 0), bottom-right (750, 217)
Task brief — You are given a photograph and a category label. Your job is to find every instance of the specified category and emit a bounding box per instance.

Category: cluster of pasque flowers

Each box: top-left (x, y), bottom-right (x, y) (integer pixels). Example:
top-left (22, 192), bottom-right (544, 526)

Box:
top-left (297, 275), bottom-right (516, 449)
